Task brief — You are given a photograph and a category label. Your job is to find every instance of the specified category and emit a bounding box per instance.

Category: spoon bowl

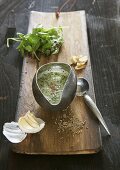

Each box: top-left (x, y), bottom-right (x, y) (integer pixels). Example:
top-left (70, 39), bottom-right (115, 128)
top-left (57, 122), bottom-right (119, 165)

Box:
top-left (76, 78), bottom-right (89, 96)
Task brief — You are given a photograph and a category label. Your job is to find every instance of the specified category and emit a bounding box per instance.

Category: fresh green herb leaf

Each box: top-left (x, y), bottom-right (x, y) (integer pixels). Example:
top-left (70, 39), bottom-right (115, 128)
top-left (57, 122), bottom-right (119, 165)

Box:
top-left (7, 25), bottom-right (64, 60)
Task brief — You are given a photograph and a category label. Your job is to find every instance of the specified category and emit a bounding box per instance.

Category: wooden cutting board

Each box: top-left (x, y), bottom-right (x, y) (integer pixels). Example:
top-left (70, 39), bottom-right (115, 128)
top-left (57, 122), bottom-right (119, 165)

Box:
top-left (12, 11), bottom-right (102, 154)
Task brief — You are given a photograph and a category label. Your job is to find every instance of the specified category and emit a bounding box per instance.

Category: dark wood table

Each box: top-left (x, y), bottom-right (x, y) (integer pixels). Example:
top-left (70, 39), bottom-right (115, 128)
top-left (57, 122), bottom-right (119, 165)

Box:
top-left (0, 0), bottom-right (120, 169)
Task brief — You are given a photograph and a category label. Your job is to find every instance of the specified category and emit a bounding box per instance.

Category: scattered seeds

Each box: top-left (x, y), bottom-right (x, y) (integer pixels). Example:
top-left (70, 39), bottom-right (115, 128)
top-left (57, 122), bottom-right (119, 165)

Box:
top-left (55, 108), bottom-right (87, 136)
top-left (63, 114), bottom-right (67, 118)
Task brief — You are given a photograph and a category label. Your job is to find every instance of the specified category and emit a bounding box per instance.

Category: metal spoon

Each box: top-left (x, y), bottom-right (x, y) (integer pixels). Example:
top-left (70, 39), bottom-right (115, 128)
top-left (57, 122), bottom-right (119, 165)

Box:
top-left (76, 77), bottom-right (111, 135)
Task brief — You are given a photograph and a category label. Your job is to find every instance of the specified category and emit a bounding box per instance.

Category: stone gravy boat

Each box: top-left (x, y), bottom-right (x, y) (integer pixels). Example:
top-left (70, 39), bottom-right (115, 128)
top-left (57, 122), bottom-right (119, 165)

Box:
top-left (32, 62), bottom-right (77, 112)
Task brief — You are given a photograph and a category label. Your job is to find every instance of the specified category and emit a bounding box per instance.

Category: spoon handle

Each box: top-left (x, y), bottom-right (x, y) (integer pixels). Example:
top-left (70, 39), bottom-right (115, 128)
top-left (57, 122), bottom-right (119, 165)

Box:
top-left (84, 94), bottom-right (111, 135)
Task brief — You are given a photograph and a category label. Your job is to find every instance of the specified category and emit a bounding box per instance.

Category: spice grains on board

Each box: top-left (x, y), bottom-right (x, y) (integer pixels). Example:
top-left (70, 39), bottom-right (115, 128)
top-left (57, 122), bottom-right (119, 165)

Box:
top-left (54, 107), bottom-right (87, 136)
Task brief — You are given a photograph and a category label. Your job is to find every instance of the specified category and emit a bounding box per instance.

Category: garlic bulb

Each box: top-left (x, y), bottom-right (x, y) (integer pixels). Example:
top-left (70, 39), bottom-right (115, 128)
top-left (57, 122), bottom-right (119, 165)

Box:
top-left (3, 122), bottom-right (27, 143)
top-left (3, 111), bottom-right (45, 143)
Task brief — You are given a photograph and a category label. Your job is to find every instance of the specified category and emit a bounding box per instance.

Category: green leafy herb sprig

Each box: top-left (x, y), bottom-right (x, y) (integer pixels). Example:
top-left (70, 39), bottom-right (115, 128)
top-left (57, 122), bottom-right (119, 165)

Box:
top-left (7, 25), bottom-right (64, 61)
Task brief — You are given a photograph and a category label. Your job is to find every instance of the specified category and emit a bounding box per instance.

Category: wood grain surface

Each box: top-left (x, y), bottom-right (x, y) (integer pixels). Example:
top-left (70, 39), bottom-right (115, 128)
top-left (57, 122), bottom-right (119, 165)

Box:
top-left (12, 11), bottom-right (101, 154)
top-left (0, 0), bottom-right (120, 169)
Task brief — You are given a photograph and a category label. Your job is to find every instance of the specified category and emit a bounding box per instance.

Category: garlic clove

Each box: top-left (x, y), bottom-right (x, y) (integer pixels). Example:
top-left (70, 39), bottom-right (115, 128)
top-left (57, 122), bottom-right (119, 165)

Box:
top-left (79, 56), bottom-right (88, 63)
top-left (70, 56), bottom-right (80, 64)
top-left (75, 63), bottom-right (86, 70)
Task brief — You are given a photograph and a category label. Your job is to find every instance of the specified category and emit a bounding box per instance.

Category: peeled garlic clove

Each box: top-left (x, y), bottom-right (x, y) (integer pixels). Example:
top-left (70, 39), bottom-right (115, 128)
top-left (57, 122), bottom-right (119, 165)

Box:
top-left (18, 112), bottom-right (45, 133)
top-left (79, 56), bottom-right (88, 63)
top-left (77, 62), bottom-right (87, 67)
top-left (3, 122), bottom-right (27, 143)
top-left (75, 64), bottom-right (86, 70)
top-left (70, 56), bottom-right (80, 64)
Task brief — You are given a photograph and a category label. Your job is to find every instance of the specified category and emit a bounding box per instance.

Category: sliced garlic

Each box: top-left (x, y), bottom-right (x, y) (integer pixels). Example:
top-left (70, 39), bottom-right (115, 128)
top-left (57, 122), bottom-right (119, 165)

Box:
top-left (18, 111), bottom-right (45, 133)
top-left (3, 122), bottom-right (27, 143)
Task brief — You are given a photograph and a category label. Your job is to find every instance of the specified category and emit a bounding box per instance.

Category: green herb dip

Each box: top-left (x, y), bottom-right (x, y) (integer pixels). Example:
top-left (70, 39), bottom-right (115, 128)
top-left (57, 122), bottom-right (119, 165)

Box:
top-left (37, 68), bottom-right (69, 105)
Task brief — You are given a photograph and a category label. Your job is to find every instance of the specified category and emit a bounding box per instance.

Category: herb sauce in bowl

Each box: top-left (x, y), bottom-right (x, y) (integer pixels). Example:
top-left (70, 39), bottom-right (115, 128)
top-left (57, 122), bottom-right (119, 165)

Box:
top-left (32, 62), bottom-right (77, 111)
top-left (37, 67), bottom-right (69, 105)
